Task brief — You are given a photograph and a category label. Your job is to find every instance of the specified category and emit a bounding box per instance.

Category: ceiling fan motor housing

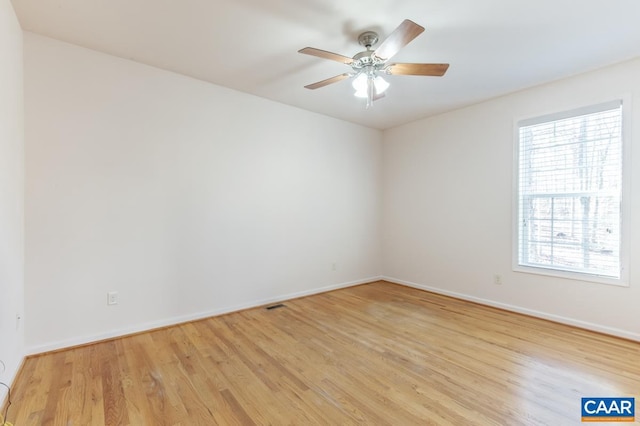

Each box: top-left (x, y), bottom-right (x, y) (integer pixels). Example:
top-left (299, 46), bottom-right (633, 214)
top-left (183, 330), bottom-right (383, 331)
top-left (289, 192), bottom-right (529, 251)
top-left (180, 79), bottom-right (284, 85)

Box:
top-left (358, 31), bottom-right (379, 48)
top-left (352, 50), bottom-right (385, 72)
top-left (352, 31), bottom-right (388, 72)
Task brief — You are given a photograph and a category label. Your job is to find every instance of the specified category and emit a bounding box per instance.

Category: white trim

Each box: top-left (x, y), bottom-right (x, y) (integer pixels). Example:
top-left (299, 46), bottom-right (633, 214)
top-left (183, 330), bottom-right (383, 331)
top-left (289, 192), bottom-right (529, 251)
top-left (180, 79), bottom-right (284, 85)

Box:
top-left (619, 93), bottom-right (632, 286)
top-left (517, 99), bottom-right (622, 127)
top-left (26, 274), bottom-right (640, 354)
top-left (512, 264), bottom-right (627, 287)
top-left (25, 276), bottom-right (382, 355)
top-left (382, 276), bottom-right (640, 343)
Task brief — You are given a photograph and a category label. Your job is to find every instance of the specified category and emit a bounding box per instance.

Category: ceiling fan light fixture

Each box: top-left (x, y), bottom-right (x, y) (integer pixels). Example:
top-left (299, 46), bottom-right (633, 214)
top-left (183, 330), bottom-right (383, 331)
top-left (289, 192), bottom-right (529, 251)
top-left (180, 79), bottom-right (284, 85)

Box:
top-left (352, 73), bottom-right (368, 92)
top-left (352, 73), bottom-right (389, 98)
top-left (354, 88), bottom-right (368, 98)
top-left (374, 75), bottom-right (389, 94)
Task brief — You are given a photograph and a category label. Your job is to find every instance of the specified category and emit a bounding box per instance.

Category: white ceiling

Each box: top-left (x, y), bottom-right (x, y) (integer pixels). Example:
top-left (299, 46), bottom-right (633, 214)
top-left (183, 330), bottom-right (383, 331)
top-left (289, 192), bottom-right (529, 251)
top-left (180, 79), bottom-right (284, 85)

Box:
top-left (11, 0), bottom-right (640, 129)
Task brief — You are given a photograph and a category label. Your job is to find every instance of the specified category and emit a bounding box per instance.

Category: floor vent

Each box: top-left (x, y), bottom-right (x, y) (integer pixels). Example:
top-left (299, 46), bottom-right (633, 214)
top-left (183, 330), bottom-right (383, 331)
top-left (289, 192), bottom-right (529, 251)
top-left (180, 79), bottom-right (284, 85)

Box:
top-left (265, 303), bottom-right (286, 310)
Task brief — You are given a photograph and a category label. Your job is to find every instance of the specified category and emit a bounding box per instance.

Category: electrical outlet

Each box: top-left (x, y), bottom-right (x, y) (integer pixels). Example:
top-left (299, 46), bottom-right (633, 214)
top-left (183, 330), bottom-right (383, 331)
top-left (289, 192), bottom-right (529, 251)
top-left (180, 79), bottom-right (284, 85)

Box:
top-left (493, 274), bottom-right (503, 285)
top-left (107, 291), bottom-right (119, 305)
top-left (332, 262), bottom-right (337, 271)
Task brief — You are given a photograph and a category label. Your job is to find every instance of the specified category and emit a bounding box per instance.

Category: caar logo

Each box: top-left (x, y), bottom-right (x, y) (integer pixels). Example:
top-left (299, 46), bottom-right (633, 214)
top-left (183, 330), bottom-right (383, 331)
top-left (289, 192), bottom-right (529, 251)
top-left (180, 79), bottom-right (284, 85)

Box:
top-left (581, 397), bottom-right (635, 422)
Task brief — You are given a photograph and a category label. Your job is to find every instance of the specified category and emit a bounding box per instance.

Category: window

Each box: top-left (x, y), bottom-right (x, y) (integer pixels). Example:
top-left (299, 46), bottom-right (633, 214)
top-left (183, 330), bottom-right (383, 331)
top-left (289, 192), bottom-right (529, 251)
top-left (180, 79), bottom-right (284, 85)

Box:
top-left (516, 100), bottom-right (626, 283)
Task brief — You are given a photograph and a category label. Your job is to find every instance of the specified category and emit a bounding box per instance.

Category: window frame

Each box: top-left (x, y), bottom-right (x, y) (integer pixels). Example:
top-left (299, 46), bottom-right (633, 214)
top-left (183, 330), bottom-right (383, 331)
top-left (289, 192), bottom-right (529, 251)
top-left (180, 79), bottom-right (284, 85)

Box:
top-left (512, 97), bottom-right (631, 287)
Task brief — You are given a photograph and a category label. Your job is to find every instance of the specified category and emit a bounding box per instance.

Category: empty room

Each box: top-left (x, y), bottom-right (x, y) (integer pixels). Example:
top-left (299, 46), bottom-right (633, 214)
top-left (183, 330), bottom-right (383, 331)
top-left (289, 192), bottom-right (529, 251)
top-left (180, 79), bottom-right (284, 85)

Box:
top-left (1, 0), bottom-right (639, 424)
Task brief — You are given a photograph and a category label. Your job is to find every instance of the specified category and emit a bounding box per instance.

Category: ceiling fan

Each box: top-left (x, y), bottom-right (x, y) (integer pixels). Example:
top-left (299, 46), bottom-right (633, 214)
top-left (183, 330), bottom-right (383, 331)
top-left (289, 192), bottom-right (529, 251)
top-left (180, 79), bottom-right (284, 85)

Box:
top-left (299, 19), bottom-right (449, 107)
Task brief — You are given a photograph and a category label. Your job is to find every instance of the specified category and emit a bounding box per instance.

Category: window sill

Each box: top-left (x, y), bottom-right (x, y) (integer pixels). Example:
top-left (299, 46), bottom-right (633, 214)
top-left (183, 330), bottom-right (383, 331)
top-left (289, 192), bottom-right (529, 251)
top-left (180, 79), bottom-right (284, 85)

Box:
top-left (512, 264), bottom-right (628, 287)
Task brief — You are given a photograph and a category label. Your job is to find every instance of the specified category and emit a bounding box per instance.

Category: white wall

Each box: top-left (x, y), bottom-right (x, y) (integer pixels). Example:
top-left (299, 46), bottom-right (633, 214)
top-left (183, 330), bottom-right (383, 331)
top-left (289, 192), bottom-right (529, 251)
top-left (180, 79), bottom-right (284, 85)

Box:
top-left (0, 0), bottom-right (24, 399)
top-left (24, 33), bottom-right (382, 353)
top-left (23, 28), bottom-right (638, 356)
top-left (382, 58), bottom-right (640, 341)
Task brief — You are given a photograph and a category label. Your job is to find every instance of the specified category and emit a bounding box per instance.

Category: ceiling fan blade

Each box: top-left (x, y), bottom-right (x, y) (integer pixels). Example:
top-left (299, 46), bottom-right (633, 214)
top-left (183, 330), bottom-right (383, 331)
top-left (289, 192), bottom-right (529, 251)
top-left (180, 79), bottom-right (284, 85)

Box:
top-left (373, 19), bottom-right (425, 61)
top-left (386, 63), bottom-right (449, 76)
top-left (298, 47), bottom-right (354, 65)
top-left (304, 73), bottom-right (351, 90)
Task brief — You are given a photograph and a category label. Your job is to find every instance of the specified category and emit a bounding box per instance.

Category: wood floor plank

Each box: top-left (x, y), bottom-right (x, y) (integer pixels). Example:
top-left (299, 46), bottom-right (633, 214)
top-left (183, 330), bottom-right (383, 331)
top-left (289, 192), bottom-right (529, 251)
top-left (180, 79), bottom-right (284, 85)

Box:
top-left (6, 281), bottom-right (640, 425)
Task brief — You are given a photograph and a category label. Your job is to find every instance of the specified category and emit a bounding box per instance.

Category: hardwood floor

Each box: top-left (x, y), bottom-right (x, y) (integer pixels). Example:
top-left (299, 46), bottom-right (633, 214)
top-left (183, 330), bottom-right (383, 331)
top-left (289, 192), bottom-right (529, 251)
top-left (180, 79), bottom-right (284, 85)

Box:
top-left (6, 281), bottom-right (640, 425)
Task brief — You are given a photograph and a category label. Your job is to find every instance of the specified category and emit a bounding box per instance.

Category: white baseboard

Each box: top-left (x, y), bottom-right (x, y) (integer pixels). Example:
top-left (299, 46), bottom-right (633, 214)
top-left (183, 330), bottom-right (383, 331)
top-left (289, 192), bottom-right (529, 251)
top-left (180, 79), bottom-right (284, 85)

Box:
top-left (382, 276), bottom-right (640, 342)
top-left (30, 275), bottom-right (635, 354)
top-left (26, 276), bottom-right (382, 355)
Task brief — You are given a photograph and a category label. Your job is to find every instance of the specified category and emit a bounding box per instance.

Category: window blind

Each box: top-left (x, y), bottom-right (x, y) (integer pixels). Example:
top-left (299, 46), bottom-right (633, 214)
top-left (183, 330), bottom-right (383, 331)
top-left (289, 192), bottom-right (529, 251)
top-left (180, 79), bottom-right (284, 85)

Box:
top-left (517, 101), bottom-right (623, 279)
